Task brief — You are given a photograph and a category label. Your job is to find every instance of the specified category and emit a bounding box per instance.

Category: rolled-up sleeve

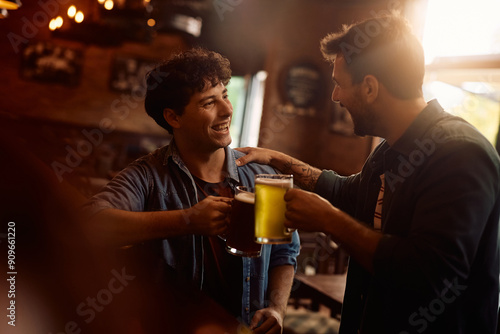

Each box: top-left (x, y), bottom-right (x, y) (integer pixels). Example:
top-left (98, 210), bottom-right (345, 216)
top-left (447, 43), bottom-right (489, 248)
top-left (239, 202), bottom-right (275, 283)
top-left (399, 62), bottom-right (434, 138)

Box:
top-left (81, 162), bottom-right (151, 217)
top-left (269, 231), bottom-right (300, 271)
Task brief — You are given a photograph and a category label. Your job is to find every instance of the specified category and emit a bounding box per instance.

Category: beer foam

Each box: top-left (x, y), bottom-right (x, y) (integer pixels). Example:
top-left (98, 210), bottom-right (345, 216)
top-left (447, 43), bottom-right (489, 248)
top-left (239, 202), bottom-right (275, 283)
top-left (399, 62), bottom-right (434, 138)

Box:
top-left (236, 191), bottom-right (255, 204)
top-left (255, 177), bottom-right (293, 188)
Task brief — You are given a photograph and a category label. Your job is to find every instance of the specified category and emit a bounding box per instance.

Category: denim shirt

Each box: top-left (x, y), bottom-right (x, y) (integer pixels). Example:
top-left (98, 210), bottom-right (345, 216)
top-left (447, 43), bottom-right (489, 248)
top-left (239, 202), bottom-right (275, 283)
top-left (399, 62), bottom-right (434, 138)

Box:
top-left (83, 143), bottom-right (300, 325)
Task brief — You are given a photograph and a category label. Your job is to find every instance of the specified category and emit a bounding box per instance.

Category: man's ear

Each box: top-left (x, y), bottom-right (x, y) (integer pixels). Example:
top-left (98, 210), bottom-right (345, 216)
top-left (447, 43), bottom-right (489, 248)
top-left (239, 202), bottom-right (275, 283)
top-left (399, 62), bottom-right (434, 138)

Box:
top-left (163, 108), bottom-right (181, 130)
top-left (362, 75), bottom-right (379, 104)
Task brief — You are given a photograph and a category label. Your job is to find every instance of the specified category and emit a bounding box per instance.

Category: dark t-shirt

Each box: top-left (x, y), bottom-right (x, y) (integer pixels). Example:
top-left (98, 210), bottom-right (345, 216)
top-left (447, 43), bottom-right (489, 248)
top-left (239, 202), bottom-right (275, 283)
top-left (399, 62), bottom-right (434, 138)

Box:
top-left (193, 175), bottom-right (243, 318)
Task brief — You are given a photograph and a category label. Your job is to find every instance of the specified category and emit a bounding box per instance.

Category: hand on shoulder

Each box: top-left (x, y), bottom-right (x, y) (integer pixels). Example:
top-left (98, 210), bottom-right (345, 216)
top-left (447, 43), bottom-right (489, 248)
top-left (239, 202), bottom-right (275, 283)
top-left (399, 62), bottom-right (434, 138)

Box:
top-left (234, 147), bottom-right (278, 167)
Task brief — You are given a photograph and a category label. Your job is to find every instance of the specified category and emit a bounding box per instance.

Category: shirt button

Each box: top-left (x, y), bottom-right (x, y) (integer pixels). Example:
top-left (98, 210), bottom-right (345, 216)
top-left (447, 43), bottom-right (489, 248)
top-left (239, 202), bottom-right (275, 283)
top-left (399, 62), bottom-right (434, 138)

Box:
top-left (245, 307), bottom-right (249, 313)
top-left (245, 276), bottom-right (250, 282)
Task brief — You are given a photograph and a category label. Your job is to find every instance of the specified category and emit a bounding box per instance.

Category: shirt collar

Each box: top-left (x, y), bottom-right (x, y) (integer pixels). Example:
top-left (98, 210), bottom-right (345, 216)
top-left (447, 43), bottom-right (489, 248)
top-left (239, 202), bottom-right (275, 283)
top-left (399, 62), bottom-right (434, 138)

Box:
top-left (164, 139), bottom-right (185, 167)
top-left (390, 99), bottom-right (445, 156)
top-left (164, 140), bottom-right (240, 184)
top-left (368, 99), bottom-right (446, 174)
top-left (224, 147), bottom-right (241, 184)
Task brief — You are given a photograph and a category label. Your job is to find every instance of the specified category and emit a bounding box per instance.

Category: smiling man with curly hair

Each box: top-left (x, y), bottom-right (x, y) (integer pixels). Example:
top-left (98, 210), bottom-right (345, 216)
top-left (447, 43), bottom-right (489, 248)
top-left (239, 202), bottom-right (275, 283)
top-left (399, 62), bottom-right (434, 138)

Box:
top-left (82, 48), bottom-right (300, 333)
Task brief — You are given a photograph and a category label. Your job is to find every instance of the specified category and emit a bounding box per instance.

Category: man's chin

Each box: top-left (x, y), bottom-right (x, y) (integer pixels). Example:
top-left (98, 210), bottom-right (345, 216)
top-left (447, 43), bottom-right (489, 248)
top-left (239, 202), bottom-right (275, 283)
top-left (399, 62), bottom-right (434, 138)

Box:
top-left (214, 136), bottom-right (232, 150)
top-left (223, 137), bottom-right (232, 148)
top-left (352, 121), bottom-right (375, 138)
top-left (353, 126), bottom-right (366, 137)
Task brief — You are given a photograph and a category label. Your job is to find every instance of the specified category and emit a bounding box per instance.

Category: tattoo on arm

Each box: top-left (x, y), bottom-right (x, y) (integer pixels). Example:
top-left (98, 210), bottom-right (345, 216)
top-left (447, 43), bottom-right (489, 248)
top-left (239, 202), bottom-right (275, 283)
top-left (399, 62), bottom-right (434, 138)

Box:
top-left (281, 159), bottom-right (321, 191)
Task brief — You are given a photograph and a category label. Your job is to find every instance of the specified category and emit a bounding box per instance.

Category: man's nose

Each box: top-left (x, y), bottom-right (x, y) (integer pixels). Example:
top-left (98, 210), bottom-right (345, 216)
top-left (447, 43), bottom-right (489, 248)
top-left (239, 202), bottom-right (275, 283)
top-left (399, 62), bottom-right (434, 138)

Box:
top-left (221, 99), bottom-right (233, 116)
top-left (331, 86), bottom-right (340, 103)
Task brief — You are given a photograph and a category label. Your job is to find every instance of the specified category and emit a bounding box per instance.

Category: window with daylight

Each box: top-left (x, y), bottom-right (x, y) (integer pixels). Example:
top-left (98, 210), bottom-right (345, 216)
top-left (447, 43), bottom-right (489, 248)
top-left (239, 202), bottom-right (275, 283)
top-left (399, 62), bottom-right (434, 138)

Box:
top-left (226, 71), bottom-right (267, 148)
top-left (422, 0), bottom-right (500, 64)
top-left (418, 0), bottom-right (500, 150)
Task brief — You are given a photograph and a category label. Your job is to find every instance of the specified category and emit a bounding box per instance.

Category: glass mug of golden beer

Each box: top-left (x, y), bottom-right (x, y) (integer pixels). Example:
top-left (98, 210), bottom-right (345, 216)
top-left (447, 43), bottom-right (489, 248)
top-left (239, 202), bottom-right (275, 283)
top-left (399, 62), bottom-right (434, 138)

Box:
top-left (226, 186), bottom-right (262, 257)
top-left (254, 174), bottom-right (294, 244)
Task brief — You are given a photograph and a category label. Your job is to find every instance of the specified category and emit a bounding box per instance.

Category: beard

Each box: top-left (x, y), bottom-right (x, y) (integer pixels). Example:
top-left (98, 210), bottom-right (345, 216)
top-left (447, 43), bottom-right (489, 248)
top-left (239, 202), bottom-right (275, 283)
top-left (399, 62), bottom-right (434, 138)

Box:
top-left (352, 114), bottom-right (369, 137)
top-left (349, 104), bottom-right (379, 138)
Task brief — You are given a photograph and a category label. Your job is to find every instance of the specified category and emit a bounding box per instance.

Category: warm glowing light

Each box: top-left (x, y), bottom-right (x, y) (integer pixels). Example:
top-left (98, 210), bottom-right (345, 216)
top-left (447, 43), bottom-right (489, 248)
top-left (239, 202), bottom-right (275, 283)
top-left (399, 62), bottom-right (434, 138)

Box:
top-left (0, 0), bottom-right (20, 10)
top-left (49, 17), bottom-right (64, 30)
top-left (423, 0), bottom-right (500, 64)
top-left (104, 0), bottom-right (113, 10)
top-left (67, 5), bottom-right (76, 18)
top-left (75, 11), bottom-right (84, 23)
top-left (147, 18), bottom-right (155, 27)
top-left (97, 0), bottom-right (105, 4)
top-left (49, 19), bottom-right (58, 31)
top-left (55, 16), bottom-right (63, 28)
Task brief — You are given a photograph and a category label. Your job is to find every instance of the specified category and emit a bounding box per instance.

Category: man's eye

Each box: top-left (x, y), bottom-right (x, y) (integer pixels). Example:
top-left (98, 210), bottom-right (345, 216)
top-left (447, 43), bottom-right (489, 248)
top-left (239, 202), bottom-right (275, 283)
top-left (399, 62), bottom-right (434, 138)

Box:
top-left (204, 101), bottom-right (215, 107)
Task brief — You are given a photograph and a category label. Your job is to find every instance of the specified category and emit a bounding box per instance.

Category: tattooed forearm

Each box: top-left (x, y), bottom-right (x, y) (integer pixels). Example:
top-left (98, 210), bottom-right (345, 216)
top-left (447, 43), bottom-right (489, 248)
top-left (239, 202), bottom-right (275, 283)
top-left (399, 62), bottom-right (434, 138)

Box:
top-left (280, 158), bottom-right (321, 191)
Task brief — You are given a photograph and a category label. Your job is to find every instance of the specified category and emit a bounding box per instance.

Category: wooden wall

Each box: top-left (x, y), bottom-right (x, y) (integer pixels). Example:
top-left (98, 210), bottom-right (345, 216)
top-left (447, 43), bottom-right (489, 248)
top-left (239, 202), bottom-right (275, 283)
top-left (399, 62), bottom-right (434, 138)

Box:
top-left (0, 0), bottom-right (400, 182)
top-left (258, 1), bottom-right (387, 175)
top-left (0, 4), bottom-right (187, 136)
top-left (202, 0), bottom-right (399, 174)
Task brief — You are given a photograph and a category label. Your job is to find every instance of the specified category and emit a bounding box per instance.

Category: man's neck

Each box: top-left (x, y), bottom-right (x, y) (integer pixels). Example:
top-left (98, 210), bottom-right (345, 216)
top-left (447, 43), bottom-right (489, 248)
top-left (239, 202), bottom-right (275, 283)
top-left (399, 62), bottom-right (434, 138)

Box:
top-left (175, 141), bottom-right (228, 183)
top-left (383, 97), bottom-right (428, 146)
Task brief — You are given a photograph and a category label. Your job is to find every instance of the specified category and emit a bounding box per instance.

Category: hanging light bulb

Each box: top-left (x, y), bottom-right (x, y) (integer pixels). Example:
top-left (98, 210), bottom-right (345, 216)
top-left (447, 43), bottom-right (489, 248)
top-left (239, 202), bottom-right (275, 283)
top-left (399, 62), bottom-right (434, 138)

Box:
top-left (67, 5), bottom-right (76, 18)
top-left (104, 0), bottom-right (113, 10)
top-left (49, 18), bottom-right (58, 31)
top-left (49, 16), bottom-right (63, 30)
top-left (55, 16), bottom-right (63, 28)
top-left (74, 10), bottom-right (84, 23)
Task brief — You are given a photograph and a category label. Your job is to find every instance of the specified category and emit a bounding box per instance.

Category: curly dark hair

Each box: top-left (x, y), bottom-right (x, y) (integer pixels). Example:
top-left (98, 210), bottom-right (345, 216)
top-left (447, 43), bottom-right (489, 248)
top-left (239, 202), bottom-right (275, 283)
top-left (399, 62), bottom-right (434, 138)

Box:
top-left (144, 48), bottom-right (232, 133)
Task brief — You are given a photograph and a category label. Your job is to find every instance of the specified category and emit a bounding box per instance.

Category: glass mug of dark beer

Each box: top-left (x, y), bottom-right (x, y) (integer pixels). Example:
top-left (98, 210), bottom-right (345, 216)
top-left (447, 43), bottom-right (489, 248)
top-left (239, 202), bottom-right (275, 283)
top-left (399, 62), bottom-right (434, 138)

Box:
top-left (226, 186), bottom-right (262, 257)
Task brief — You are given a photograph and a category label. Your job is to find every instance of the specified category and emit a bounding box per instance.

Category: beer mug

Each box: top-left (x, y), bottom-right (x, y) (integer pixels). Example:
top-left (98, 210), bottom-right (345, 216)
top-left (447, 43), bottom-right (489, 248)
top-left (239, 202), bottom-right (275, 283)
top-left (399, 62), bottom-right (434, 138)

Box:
top-left (226, 186), bottom-right (262, 257)
top-left (254, 174), bottom-right (294, 244)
